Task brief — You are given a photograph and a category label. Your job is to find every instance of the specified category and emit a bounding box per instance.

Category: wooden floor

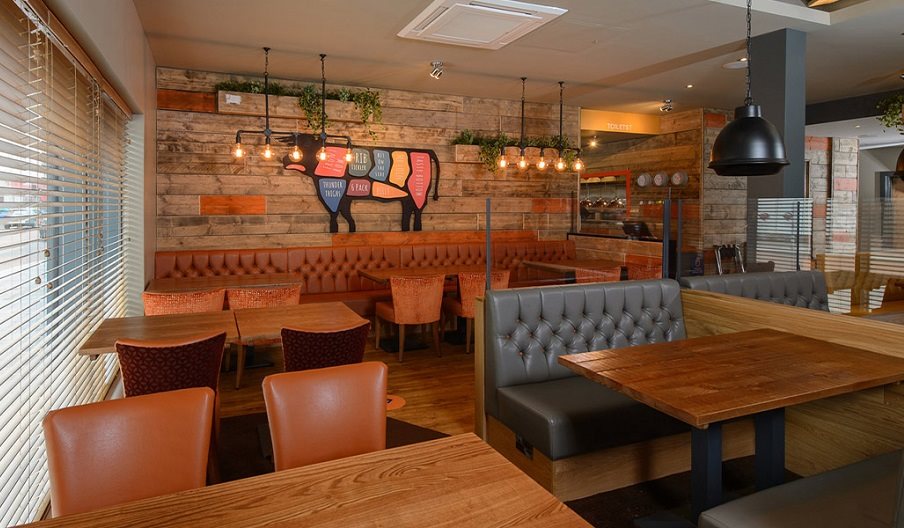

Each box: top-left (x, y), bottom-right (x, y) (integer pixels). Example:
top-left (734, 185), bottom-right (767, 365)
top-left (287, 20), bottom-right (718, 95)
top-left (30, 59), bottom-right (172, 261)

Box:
top-left (218, 331), bottom-right (476, 436)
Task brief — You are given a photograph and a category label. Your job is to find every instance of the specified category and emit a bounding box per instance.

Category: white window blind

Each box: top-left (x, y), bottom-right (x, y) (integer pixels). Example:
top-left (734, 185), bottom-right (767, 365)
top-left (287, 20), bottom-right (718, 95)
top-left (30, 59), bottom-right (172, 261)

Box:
top-left (0, 0), bottom-right (133, 523)
top-left (748, 198), bottom-right (813, 273)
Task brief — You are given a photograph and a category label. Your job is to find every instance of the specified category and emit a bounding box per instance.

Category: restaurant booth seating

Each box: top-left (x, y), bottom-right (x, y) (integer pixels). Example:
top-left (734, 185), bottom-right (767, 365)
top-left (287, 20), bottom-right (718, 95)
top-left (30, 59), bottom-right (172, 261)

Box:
top-left (481, 279), bottom-right (753, 500)
top-left (679, 270), bottom-right (830, 311)
top-left (154, 240), bottom-right (575, 316)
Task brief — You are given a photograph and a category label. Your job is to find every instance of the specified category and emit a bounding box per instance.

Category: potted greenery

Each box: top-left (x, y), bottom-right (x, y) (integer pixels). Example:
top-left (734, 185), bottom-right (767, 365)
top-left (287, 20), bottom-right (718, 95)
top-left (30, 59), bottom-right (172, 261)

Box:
top-left (451, 129), bottom-right (574, 172)
top-left (876, 92), bottom-right (904, 133)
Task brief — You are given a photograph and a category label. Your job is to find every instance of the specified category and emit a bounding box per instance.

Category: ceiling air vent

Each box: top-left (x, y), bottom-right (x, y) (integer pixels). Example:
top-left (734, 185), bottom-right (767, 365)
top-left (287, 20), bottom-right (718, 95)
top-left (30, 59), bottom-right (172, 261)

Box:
top-left (398, 0), bottom-right (567, 50)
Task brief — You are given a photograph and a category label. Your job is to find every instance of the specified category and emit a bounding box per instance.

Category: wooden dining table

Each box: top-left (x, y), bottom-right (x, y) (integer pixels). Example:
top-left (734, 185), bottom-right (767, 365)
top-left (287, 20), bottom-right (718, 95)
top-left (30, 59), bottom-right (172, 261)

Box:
top-left (559, 328), bottom-right (904, 522)
top-left (78, 310), bottom-right (240, 357)
top-left (357, 263), bottom-right (493, 285)
top-left (232, 302), bottom-right (367, 388)
top-left (521, 258), bottom-right (625, 282)
top-left (18, 434), bottom-right (591, 528)
top-left (146, 273), bottom-right (305, 293)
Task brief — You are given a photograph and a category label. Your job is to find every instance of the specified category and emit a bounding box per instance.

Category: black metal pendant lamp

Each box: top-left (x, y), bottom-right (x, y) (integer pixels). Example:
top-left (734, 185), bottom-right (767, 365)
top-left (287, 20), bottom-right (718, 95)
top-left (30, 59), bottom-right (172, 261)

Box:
top-left (709, 0), bottom-right (789, 176)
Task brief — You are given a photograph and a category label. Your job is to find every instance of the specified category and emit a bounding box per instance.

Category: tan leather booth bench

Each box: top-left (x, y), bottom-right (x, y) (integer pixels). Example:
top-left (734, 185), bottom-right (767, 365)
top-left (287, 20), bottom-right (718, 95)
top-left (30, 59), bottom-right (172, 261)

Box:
top-left (154, 240), bottom-right (576, 315)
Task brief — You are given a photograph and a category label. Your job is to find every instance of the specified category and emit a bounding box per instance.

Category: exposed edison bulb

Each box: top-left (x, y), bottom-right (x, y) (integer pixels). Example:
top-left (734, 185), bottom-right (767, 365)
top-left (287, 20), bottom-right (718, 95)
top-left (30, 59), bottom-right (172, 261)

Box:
top-left (233, 143), bottom-right (244, 159)
top-left (555, 158), bottom-right (566, 171)
top-left (290, 146), bottom-right (302, 162)
top-left (537, 157), bottom-right (547, 170)
top-left (262, 144), bottom-right (273, 160)
top-left (517, 156), bottom-right (528, 170)
top-left (497, 156), bottom-right (507, 169)
top-left (317, 147), bottom-right (328, 161)
top-left (345, 148), bottom-right (353, 163)
top-left (573, 158), bottom-right (584, 171)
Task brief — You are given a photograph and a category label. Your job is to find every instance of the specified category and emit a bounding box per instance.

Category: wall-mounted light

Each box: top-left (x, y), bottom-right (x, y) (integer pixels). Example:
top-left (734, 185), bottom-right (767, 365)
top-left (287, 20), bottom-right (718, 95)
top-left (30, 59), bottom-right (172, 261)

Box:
top-left (430, 60), bottom-right (444, 79)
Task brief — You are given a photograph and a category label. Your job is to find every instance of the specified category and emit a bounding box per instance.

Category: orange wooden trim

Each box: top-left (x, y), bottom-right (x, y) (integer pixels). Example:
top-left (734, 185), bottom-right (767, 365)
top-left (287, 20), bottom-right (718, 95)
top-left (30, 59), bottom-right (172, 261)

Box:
top-left (581, 169), bottom-right (631, 180)
top-left (703, 113), bottom-right (727, 129)
top-left (200, 195), bottom-right (267, 215)
top-left (158, 89), bottom-right (216, 113)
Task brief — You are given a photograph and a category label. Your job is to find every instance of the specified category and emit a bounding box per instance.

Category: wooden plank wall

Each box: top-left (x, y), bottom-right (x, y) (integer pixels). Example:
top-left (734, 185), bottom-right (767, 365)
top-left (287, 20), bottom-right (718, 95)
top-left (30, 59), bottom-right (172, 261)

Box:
top-left (155, 67), bottom-right (580, 250)
top-left (581, 109), bottom-right (703, 253)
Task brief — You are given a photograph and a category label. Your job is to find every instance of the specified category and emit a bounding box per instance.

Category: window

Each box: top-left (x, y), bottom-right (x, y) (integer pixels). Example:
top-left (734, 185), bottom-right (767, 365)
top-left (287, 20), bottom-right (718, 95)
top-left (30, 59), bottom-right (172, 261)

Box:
top-left (0, 0), bottom-right (136, 523)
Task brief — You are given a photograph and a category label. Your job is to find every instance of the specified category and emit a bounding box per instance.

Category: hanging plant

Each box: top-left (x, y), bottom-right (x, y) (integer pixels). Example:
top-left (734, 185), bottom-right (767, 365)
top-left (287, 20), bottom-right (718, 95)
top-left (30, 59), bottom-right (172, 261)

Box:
top-left (876, 93), bottom-right (904, 133)
top-left (214, 79), bottom-right (383, 138)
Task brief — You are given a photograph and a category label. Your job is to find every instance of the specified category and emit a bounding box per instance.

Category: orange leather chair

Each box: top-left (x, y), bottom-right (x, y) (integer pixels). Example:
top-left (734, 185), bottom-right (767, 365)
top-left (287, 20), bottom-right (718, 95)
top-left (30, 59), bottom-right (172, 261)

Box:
top-left (141, 289), bottom-right (226, 316)
top-left (43, 387), bottom-right (214, 517)
top-left (262, 361), bottom-right (388, 471)
top-left (574, 266), bottom-right (622, 284)
top-left (281, 320), bottom-right (371, 372)
top-left (225, 284), bottom-right (302, 310)
top-left (374, 275), bottom-right (445, 362)
top-left (442, 271), bottom-right (510, 354)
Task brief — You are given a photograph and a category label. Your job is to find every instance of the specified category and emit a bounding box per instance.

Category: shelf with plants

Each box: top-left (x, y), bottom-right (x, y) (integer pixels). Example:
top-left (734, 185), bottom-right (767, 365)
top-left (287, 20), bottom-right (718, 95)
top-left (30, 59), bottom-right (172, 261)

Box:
top-left (450, 129), bottom-right (576, 172)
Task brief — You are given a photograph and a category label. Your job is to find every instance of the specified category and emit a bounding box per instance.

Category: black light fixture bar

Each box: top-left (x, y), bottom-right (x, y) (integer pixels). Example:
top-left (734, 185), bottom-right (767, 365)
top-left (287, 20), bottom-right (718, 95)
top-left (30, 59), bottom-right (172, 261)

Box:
top-left (233, 48), bottom-right (352, 162)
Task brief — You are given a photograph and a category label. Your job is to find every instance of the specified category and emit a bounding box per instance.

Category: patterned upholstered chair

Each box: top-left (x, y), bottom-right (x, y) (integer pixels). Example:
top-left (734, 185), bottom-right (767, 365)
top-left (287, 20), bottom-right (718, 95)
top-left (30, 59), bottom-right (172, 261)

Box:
top-left (280, 320), bottom-right (371, 372)
top-left (263, 362), bottom-right (387, 471)
top-left (115, 331), bottom-right (226, 481)
top-left (883, 277), bottom-right (904, 305)
top-left (627, 264), bottom-right (663, 280)
top-left (225, 284), bottom-right (301, 310)
top-left (441, 271), bottom-right (510, 354)
top-left (374, 275), bottom-right (445, 362)
top-left (574, 266), bottom-right (622, 284)
top-left (141, 289), bottom-right (225, 316)
top-left (43, 388), bottom-right (214, 517)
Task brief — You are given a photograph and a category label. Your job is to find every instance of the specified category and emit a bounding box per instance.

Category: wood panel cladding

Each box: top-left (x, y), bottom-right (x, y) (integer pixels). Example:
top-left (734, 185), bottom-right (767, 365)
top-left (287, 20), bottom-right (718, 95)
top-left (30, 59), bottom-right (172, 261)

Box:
top-left (156, 68), bottom-right (579, 250)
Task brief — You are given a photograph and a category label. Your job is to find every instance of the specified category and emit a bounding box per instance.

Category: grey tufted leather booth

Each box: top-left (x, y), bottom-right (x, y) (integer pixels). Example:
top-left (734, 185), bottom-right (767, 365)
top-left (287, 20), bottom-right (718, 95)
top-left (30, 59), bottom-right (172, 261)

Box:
top-left (699, 449), bottom-right (902, 528)
top-left (484, 279), bottom-right (690, 461)
top-left (679, 271), bottom-right (829, 311)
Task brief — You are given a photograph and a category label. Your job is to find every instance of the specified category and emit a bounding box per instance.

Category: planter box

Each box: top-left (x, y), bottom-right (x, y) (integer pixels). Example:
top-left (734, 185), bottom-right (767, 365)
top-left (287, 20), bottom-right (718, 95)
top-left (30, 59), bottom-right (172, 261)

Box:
top-left (216, 91), bottom-right (359, 122)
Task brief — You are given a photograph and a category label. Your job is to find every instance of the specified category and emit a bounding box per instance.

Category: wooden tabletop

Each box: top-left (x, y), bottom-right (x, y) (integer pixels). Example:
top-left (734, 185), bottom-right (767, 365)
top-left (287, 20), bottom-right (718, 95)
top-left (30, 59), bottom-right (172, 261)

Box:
top-left (521, 259), bottom-right (624, 274)
top-left (358, 264), bottom-right (492, 285)
top-left (146, 273), bottom-right (305, 293)
top-left (18, 434), bottom-right (591, 528)
top-left (559, 328), bottom-right (904, 427)
top-left (234, 302), bottom-right (367, 343)
top-left (79, 311), bottom-right (239, 356)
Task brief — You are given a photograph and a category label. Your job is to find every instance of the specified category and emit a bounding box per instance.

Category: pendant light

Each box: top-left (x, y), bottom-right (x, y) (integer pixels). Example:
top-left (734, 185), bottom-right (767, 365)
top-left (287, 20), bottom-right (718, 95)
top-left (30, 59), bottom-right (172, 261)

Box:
top-left (709, 0), bottom-right (789, 176)
top-left (517, 77), bottom-right (529, 170)
top-left (555, 81), bottom-right (583, 172)
top-left (232, 47), bottom-right (303, 161)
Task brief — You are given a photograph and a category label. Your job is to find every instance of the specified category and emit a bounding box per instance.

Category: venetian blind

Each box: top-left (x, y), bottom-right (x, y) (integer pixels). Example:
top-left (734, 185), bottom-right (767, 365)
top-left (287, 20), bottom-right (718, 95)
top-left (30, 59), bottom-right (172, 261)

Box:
top-left (748, 198), bottom-right (813, 273)
top-left (0, 0), bottom-right (132, 523)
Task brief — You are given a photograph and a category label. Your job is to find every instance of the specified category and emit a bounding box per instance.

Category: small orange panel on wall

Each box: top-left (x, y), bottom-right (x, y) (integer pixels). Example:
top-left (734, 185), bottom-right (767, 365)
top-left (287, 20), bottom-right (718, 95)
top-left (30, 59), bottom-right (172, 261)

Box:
top-left (200, 195), bottom-right (266, 215)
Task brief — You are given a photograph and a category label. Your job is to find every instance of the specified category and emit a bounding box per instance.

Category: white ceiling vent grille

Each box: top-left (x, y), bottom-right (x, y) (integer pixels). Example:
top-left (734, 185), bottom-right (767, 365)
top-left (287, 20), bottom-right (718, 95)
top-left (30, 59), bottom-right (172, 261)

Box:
top-left (398, 0), bottom-right (567, 50)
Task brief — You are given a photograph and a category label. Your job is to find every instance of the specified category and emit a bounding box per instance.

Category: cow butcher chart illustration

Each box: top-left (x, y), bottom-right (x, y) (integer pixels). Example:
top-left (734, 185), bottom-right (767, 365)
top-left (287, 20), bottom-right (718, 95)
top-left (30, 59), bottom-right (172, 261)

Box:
top-left (283, 135), bottom-right (440, 232)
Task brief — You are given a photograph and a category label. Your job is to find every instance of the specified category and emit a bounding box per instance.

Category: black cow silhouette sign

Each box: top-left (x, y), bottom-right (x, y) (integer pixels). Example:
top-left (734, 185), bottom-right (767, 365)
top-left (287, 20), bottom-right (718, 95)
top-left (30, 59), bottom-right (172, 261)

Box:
top-left (282, 135), bottom-right (440, 233)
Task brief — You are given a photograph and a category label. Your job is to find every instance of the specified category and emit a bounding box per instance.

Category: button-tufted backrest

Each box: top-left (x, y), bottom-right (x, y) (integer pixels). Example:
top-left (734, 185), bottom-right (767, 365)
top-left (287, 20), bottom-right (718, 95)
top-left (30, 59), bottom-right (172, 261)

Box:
top-left (401, 243), bottom-right (485, 268)
top-left (679, 271), bottom-right (829, 311)
top-left (287, 246), bottom-right (401, 293)
top-left (155, 249), bottom-right (289, 279)
top-left (483, 279), bottom-right (686, 417)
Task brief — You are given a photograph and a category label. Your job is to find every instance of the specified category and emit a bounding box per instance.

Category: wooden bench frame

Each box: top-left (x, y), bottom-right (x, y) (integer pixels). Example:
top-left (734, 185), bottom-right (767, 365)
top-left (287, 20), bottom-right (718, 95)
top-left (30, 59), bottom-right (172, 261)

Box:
top-left (474, 289), bottom-right (904, 501)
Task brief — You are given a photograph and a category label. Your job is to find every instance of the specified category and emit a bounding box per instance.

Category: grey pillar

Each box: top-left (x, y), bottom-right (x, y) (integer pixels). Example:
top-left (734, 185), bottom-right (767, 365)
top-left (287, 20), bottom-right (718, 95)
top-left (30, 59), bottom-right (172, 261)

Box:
top-left (745, 28), bottom-right (806, 265)
top-left (746, 28), bottom-right (807, 199)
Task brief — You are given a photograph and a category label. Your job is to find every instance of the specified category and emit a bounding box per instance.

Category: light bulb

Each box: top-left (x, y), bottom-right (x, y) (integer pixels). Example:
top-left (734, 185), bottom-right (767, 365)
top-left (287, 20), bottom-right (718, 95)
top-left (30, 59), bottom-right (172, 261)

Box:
top-left (498, 156), bottom-right (507, 169)
top-left (518, 156), bottom-right (528, 170)
top-left (537, 157), bottom-right (547, 170)
top-left (573, 158), bottom-right (584, 171)
top-left (555, 158), bottom-right (566, 171)
top-left (233, 143), bottom-right (244, 158)
top-left (345, 148), bottom-right (353, 163)
top-left (290, 146), bottom-right (302, 162)
top-left (318, 147), bottom-right (328, 161)
top-left (262, 144), bottom-right (273, 160)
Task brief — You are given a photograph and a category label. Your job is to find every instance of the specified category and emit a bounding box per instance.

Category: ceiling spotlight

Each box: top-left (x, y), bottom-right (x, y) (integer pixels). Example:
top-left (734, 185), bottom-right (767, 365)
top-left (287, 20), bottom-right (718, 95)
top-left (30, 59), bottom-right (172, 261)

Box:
top-left (430, 60), bottom-right (443, 79)
top-left (660, 99), bottom-right (673, 112)
top-left (686, 84), bottom-right (694, 89)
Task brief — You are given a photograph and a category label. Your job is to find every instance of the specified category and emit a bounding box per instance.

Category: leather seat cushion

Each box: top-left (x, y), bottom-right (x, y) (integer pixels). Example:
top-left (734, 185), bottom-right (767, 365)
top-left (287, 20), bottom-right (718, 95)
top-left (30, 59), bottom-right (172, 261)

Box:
top-left (699, 450), bottom-right (901, 528)
top-left (497, 376), bottom-right (689, 461)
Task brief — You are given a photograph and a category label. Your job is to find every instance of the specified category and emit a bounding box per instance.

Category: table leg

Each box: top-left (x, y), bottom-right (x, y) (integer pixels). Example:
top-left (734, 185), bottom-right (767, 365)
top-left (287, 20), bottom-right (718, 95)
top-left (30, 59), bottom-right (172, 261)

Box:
top-left (755, 408), bottom-right (785, 490)
top-left (235, 342), bottom-right (245, 390)
top-left (691, 422), bottom-right (723, 520)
